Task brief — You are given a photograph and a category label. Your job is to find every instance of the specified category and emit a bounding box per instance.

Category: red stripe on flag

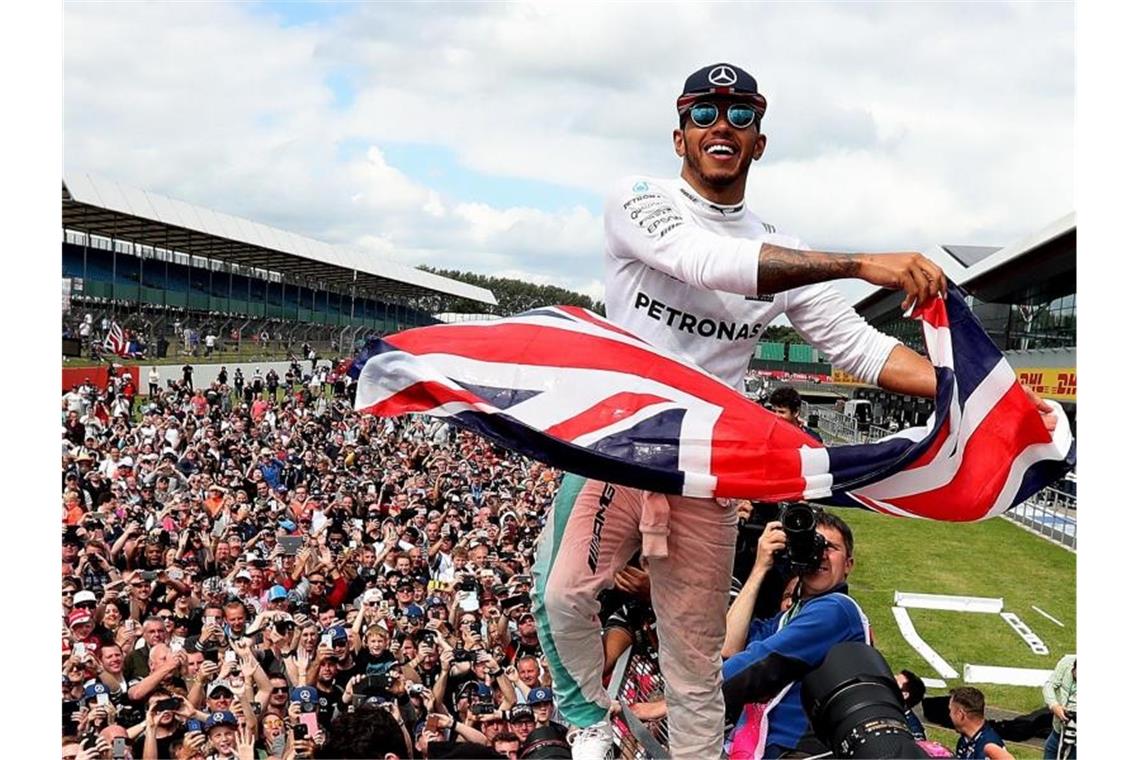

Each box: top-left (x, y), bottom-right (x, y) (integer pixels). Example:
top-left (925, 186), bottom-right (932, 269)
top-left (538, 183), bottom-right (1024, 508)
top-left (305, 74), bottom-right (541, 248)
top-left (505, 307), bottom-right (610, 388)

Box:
top-left (358, 381), bottom-right (485, 418)
top-left (867, 384), bottom-right (1053, 521)
top-left (903, 414), bottom-right (951, 472)
top-left (912, 296), bottom-right (950, 329)
top-left (386, 323), bottom-right (743, 409)
top-left (558, 307), bottom-right (643, 341)
top-left (545, 391), bottom-right (671, 441)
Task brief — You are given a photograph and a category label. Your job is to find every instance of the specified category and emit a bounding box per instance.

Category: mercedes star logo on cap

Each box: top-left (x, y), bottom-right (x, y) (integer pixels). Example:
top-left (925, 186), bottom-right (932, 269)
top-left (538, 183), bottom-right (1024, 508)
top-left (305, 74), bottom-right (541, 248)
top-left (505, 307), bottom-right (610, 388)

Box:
top-left (708, 65), bottom-right (738, 86)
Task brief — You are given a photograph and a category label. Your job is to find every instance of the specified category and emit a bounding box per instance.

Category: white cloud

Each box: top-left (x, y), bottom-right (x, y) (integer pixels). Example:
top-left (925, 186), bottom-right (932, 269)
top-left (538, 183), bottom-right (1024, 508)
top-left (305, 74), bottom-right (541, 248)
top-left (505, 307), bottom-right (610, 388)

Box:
top-left (64, 1), bottom-right (1072, 304)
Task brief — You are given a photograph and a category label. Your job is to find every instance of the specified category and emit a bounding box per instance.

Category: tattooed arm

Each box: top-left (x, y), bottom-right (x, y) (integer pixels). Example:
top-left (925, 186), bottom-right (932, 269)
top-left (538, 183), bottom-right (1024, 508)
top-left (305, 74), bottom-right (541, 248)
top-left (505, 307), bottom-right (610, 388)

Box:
top-left (757, 244), bottom-right (947, 312)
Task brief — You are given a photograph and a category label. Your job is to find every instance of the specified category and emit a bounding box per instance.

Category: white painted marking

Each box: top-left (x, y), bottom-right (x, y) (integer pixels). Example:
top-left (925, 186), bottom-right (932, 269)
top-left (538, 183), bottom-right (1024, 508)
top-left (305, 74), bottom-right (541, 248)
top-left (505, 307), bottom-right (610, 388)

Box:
top-left (1032, 605), bottom-right (1066, 627)
top-left (922, 678), bottom-right (947, 689)
top-left (963, 664), bottom-right (1053, 687)
top-left (1000, 612), bottom-right (1049, 655)
top-left (892, 607), bottom-right (958, 679)
top-left (894, 591), bottom-right (1003, 614)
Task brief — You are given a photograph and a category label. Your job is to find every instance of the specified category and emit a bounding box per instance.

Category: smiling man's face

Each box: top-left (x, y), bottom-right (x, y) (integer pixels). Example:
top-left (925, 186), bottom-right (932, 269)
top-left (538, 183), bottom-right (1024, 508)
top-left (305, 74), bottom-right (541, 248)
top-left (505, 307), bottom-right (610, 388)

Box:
top-left (674, 97), bottom-right (766, 195)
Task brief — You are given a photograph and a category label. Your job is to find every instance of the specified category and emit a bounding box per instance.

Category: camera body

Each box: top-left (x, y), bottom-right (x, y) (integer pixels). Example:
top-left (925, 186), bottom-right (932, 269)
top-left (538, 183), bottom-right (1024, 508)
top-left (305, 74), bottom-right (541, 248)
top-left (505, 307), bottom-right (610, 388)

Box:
top-left (778, 503), bottom-right (827, 576)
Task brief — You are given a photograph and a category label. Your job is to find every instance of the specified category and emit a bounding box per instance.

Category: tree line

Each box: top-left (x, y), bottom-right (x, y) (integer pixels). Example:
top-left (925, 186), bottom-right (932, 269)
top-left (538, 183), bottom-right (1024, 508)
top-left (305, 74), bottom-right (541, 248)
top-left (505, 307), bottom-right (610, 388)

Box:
top-left (418, 267), bottom-right (605, 317)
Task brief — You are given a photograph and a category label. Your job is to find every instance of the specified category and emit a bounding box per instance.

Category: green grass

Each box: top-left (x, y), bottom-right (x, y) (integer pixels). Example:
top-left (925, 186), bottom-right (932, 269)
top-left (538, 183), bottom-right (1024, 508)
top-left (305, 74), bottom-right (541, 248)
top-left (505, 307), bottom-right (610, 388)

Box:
top-left (838, 509), bottom-right (1075, 719)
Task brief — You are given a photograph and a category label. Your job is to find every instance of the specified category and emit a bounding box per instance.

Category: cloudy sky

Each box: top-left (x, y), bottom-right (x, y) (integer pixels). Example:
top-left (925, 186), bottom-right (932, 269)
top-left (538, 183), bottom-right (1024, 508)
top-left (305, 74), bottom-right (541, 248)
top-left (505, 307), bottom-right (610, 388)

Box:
top-left (63, 1), bottom-right (1073, 306)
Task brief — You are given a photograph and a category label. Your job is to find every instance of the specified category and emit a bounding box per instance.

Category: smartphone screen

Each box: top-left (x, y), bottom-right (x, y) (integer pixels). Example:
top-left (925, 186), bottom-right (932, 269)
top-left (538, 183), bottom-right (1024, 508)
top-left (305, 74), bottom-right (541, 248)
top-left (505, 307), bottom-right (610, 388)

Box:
top-left (299, 712), bottom-right (319, 737)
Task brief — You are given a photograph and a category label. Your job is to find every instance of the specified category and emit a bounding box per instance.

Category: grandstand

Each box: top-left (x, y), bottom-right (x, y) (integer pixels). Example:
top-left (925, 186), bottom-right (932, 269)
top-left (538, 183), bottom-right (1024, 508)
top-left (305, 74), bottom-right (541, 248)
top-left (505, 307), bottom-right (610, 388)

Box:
top-left (748, 213), bottom-right (1076, 432)
top-left (851, 212), bottom-right (1077, 428)
top-left (61, 173), bottom-right (496, 359)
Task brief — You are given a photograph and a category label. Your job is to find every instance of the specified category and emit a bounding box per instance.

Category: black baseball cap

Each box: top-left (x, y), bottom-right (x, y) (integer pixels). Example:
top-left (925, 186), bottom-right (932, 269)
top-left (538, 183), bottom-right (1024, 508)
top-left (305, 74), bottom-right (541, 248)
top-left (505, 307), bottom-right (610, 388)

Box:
top-left (677, 62), bottom-right (767, 117)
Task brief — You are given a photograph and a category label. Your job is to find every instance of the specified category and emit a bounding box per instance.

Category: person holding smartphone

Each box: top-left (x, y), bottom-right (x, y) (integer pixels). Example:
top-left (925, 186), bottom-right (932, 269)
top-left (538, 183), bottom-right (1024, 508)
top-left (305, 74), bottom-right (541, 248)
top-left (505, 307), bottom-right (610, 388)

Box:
top-left (138, 691), bottom-right (185, 760)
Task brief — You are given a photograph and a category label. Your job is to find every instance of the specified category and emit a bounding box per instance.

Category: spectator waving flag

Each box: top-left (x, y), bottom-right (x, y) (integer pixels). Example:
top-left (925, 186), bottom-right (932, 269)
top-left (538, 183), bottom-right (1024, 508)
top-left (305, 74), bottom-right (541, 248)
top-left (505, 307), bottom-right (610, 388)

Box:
top-left (352, 287), bottom-right (1074, 521)
top-left (103, 321), bottom-right (130, 358)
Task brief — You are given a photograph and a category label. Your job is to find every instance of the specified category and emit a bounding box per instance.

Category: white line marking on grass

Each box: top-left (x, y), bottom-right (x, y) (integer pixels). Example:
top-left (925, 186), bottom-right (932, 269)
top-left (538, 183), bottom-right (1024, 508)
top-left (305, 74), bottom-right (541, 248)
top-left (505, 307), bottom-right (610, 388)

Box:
top-left (1032, 605), bottom-right (1065, 627)
top-left (1000, 612), bottom-right (1049, 655)
top-left (894, 591), bottom-right (1003, 614)
top-left (963, 664), bottom-right (1053, 687)
top-left (892, 606), bottom-right (958, 679)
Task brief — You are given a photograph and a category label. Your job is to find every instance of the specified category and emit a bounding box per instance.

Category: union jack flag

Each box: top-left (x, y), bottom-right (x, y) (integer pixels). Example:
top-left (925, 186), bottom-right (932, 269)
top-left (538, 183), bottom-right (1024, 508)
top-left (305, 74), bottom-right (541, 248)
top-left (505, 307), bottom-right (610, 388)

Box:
top-left (103, 321), bottom-right (131, 358)
top-left (351, 287), bottom-right (1074, 521)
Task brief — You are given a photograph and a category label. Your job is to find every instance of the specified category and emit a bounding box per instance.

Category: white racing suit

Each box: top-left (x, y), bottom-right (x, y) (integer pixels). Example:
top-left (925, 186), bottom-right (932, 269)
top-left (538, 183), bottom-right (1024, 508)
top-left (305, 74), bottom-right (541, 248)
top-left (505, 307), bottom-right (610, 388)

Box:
top-left (532, 175), bottom-right (900, 758)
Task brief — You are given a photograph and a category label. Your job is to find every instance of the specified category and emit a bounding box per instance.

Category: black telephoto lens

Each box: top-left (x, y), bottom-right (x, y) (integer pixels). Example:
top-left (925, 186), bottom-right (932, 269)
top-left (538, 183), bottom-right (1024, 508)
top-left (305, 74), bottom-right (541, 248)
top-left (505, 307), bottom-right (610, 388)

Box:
top-left (801, 642), bottom-right (930, 758)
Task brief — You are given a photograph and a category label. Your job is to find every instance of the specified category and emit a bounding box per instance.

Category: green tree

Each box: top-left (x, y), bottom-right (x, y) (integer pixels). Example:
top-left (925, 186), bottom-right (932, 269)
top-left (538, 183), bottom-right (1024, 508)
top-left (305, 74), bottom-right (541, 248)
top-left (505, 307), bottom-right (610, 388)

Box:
top-left (418, 267), bottom-right (605, 317)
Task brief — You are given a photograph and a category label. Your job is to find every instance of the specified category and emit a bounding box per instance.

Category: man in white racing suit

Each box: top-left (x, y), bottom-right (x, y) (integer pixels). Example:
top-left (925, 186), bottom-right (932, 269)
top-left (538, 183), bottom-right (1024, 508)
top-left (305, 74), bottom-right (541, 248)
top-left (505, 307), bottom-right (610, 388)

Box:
top-left (531, 62), bottom-right (1053, 759)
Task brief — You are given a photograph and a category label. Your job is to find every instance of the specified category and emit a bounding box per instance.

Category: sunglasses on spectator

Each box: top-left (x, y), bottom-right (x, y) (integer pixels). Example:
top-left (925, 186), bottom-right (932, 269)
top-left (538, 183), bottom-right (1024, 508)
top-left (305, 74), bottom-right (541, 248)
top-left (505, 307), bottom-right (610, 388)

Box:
top-left (270, 686), bottom-right (289, 694)
top-left (682, 101), bottom-right (759, 129)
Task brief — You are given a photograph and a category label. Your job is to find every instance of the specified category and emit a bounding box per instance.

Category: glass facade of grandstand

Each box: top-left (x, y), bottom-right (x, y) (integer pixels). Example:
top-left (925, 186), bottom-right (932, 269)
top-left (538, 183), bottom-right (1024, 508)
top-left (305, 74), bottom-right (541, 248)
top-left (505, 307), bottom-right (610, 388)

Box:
top-left (1004, 291), bottom-right (1076, 350)
top-left (62, 230), bottom-right (438, 333)
top-left (866, 291), bottom-right (1076, 357)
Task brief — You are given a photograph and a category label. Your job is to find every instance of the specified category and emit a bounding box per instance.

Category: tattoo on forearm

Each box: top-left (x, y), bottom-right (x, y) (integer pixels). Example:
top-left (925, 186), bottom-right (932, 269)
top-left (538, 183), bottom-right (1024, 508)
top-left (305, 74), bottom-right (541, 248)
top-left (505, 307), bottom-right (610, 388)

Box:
top-left (757, 244), bottom-right (861, 294)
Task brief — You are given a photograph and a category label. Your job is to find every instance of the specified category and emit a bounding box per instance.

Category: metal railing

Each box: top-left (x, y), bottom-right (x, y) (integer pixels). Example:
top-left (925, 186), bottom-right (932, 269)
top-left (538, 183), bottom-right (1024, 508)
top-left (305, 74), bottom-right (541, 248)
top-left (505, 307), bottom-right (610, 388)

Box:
top-left (805, 406), bottom-right (1077, 551)
top-left (1006, 485), bottom-right (1077, 551)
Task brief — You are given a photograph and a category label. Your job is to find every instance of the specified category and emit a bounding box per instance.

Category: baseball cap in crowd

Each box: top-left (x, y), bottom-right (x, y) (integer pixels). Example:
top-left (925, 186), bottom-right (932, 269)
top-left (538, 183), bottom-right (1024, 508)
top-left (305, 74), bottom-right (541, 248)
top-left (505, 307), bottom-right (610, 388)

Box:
top-left (277, 518), bottom-right (297, 532)
top-left (425, 595), bottom-right (446, 608)
top-left (73, 590), bottom-right (98, 607)
top-left (290, 685), bottom-right (318, 704)
top-left (68, 609), bottom-right (93, 628)
top-left (509, 704), bottom-right (535, 723)
top-left (207, 681), bottom-right (235, 699)
top-left (527, 687), bottom-right (554, 706)
top-left (204, 711), bottom-right (238, 732)
top-left (459, 681), bottom-right (493, 701)
top-left (404, 606), bottom-right (424, 621)
top-left (235, 570), bottom-right (252, 582)
top-left (676, 62), bottom-right (767, 117)
top-left (327, 625), bottom-right (348, 643)
top-left (84, 682), bottom-right (110, 701)
top-left (362, 588), bottom-right (384, 604)
top-left (267, 585), bottom-right (289, 602)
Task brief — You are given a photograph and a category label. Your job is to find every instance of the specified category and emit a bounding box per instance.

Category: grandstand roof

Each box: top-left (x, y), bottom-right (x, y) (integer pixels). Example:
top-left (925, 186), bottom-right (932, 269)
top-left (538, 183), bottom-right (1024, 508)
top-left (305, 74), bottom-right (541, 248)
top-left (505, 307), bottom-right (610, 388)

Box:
top-left (855, 211), bottom-right (1076, 319)
top-left (61, 173), bottom-right (497, 306)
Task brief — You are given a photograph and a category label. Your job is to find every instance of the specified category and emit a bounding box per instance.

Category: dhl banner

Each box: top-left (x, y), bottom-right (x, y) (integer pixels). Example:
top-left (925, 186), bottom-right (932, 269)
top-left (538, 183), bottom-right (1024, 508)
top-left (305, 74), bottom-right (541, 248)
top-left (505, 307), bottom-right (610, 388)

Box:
top-left (1015, 367), bottom-right (1076, 403)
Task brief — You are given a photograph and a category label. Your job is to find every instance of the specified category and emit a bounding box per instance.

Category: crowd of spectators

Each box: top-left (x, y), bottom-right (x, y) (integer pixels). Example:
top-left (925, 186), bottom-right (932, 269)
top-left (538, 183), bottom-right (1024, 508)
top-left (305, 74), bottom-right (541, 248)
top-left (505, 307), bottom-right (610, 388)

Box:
top-left (61, 364), bottom-right (1075, 759)
top-left (61, 366), bottom-right (576, 759)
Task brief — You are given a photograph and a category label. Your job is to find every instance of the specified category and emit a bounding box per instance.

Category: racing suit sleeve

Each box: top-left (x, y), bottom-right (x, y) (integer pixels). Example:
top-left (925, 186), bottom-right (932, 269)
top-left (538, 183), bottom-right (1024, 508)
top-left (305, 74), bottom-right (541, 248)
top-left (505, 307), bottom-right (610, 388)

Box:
top-left (604, 177), bottom-right (762, 295)
top-left (722, 596), bottom-right (866, 722)
top-left (783, 283), bottom-right (901, 385)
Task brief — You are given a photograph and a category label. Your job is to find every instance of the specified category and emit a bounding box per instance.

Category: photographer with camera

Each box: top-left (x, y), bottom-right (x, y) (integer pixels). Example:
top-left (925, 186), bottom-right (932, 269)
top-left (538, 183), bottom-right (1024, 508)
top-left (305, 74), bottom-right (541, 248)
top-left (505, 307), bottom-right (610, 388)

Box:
top-left (1042, 654), bottom-right (1076, 759)
top-left (722, 506), bottom-right (870, 758)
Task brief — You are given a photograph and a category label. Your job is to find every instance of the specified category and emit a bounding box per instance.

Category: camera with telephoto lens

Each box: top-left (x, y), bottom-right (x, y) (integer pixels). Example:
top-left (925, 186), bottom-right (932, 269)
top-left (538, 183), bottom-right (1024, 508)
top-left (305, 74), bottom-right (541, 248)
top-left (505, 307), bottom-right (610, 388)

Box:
top-left (1060, 711), bottom-right (1076, 758)
top-left (778, 502), bottom-right (827, 576)
top-left (801, 642), bottom-right (929, 758)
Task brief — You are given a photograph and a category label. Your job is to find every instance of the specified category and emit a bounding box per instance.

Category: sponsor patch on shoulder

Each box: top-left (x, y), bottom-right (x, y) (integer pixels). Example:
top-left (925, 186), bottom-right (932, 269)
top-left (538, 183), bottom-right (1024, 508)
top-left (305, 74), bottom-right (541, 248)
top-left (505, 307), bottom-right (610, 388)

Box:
top-left (746, 294), bottom-right (775, 302)
top-left (632, 180), bottom-right (649, 192)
